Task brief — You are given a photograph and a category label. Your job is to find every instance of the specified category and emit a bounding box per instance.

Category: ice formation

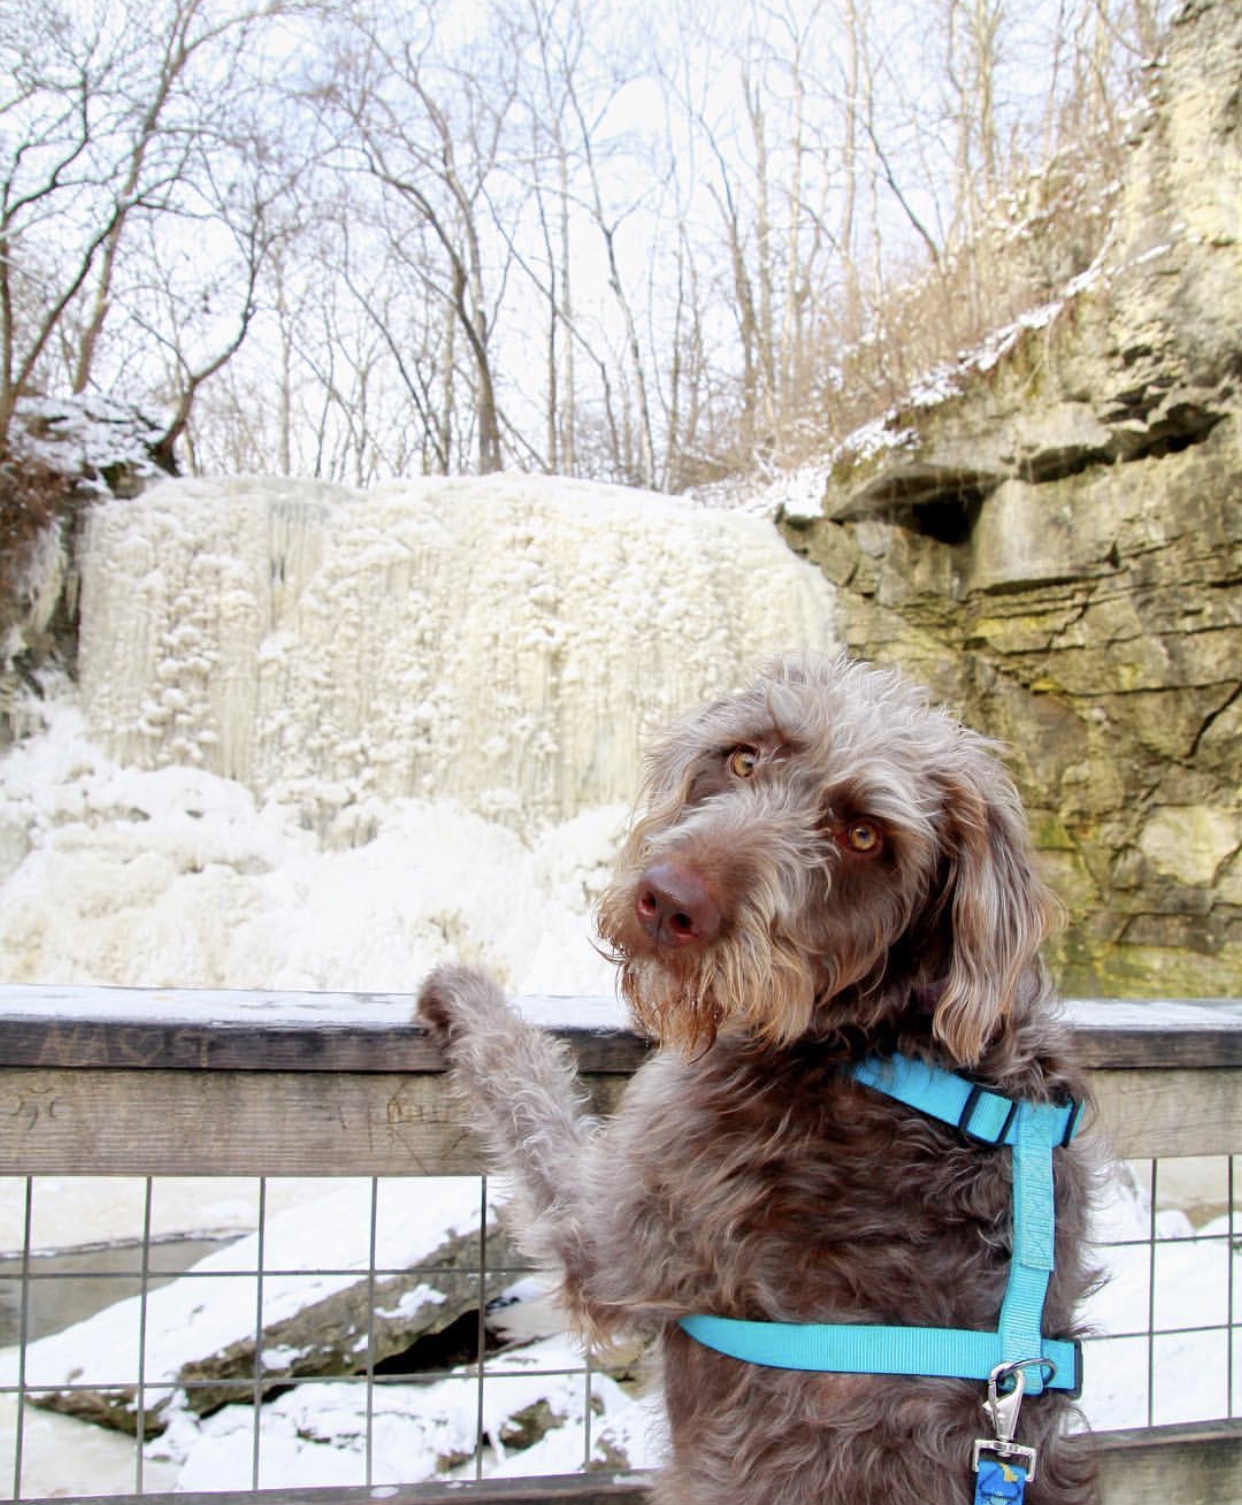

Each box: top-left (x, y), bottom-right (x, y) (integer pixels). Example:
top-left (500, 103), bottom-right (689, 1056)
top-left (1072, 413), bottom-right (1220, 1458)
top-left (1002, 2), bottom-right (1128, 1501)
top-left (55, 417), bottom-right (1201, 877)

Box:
top-left (0, 701), bottom-right (630, 992)
top-left (78, 474), bottom-right (838, 836)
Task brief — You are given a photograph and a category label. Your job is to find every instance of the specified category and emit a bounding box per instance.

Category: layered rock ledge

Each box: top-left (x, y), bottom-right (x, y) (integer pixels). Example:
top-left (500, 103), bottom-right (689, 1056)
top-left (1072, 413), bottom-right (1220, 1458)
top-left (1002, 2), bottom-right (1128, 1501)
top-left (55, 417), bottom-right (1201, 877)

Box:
top-left (780, 0), bottom-right (1241, 995)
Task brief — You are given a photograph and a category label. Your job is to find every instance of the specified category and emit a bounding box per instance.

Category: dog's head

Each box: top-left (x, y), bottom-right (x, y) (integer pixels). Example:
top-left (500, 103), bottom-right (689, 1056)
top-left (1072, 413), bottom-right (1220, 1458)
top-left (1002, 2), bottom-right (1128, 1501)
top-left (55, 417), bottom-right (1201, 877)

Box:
top-left (595, 654), bottom-right (1056, 1064)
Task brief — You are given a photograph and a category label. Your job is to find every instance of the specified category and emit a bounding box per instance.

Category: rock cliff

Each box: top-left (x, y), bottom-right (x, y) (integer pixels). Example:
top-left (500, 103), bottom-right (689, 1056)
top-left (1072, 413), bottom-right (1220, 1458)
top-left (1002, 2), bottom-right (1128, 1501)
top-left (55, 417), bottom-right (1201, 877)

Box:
top-left (0, 396), bottom-right (174, 738)
top-left (779, 0), bottom-right (1241, 996)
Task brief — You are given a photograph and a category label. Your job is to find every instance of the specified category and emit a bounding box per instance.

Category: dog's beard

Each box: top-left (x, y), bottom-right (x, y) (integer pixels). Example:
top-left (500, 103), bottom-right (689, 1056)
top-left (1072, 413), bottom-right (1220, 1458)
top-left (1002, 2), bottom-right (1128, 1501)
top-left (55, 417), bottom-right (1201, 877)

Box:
top-left (616, 956), bottom-right (724, 1056)
top-left (604, 921), bottom-right (821, 1056)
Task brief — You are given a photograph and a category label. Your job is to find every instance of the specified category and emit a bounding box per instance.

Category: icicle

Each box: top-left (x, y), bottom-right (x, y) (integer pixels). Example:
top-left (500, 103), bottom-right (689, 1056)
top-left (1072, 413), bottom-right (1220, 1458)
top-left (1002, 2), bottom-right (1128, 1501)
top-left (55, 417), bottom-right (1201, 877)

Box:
top-left (79, 475), bottom-right (838, 838)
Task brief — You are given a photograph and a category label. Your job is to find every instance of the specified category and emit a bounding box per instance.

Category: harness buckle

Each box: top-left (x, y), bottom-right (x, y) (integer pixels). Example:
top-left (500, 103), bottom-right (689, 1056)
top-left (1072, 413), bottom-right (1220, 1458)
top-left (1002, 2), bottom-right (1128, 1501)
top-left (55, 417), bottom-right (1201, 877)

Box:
top-left (972, 1359), bottom-right (1052, 1485)
top-left (1060, 1098), bottom-right (1086, 1148)
top-left (957, 1084), bottom-right (1018, 1145)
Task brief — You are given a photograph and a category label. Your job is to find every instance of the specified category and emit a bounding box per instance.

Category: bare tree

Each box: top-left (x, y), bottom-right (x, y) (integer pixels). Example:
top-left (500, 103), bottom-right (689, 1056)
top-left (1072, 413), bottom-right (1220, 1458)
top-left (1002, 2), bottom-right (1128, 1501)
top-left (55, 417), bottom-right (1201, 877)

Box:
top-left (69, 0), bottom-right (281, 397)
top-left (1, 0), bottom-right (1172, 487)
top-left (319, 6), bottom-right (521, 475)
top-left (0, 0), bottom-right (297, 456)
top-left (137, 199), bottom-right (277, 472)
top-left (510, 0), bottom-right (586, 475)
top-left (0, 5), bottom-right (126, 448)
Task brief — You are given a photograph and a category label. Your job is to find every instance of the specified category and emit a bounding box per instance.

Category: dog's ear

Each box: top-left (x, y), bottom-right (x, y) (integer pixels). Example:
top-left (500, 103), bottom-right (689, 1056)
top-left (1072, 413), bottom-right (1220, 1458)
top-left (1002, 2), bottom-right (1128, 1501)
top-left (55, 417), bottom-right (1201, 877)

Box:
top-left (931, 754), bottom-right (1057, 1066)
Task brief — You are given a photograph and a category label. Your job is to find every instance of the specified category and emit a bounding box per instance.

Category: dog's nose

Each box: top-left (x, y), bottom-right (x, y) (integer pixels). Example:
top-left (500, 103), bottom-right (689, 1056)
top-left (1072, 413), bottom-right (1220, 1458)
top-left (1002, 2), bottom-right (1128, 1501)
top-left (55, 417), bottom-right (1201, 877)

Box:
top-left (635, 862), bottom-right (721, 947)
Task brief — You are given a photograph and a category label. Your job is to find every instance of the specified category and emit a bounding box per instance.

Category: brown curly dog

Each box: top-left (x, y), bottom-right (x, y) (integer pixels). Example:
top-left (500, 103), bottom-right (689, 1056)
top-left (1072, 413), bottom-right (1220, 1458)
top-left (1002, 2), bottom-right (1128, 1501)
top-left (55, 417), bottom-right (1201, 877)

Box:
top-left (418, 654), bottom-right (1096, 1504)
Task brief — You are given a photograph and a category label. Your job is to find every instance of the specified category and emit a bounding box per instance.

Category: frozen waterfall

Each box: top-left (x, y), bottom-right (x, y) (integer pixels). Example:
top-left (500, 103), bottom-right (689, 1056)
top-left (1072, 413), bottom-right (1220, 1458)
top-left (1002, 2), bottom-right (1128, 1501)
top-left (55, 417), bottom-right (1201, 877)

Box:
top-left (0, 473), bottom-right (836, 993)
top-left (78, 474), bottom-right (838, 837)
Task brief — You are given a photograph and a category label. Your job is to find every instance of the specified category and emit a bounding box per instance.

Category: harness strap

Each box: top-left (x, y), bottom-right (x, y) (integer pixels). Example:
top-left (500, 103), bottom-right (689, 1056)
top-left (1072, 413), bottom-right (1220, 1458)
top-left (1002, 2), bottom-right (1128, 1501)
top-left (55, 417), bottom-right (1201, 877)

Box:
top-left (849, 1055), bottom-right (1083, 1148)
top-left (998, 1101), bottom-right (1061, 1382)
top-left (679, 1053), bottom-right (1084, 1398)
top-left (678, 1314), bottom-right (1081, 1391)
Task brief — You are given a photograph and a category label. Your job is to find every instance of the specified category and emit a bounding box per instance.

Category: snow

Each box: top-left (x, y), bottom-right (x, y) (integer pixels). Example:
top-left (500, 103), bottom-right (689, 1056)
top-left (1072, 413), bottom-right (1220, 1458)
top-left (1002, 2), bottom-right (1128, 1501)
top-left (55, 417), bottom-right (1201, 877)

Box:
top-left (685, 459), bottom-right (840, 523)
top-left (1, 470), bottom-right (837, 991)
top-left (0, 698), bottom-right (627, 995)
top-left (0, 1173), bottom-right (357, 1256)
top-left (7, 1180), bottom-right (484, 1414)
top-left (9, 394), bottom-right (167, 496)
top-left (1077, 1162), bottom-right (1242, 1430)
top-left (153, 1335), bottom-right (665, 1489)
top-left (1, 1173), bottom-right (667, 1489)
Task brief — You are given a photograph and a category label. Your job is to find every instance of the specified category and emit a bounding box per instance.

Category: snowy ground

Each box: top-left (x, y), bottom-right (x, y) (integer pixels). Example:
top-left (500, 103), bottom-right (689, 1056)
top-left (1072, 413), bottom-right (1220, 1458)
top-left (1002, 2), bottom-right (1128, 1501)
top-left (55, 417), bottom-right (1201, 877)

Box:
top-left (0, 698), bottom-right (624, 997)
top-left (1, 1177), bottom-right (667, 1492)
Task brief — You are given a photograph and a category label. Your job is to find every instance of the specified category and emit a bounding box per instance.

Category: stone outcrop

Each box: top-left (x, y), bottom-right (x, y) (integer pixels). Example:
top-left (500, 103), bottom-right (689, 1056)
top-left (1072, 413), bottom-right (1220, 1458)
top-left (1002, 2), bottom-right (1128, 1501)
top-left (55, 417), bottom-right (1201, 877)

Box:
top-left (779, 0), bottom-right (1241, 997)
top-left (0, 396), bottom-right (174, 739)
top-left (20, 1182), bottom-right (519, 1438)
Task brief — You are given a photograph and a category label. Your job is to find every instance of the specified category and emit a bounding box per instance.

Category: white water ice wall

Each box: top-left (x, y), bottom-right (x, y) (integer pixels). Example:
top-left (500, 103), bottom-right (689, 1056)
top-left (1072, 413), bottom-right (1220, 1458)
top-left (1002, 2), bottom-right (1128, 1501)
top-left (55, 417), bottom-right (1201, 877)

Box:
top-left (78, 474), bottom-right (837, 835)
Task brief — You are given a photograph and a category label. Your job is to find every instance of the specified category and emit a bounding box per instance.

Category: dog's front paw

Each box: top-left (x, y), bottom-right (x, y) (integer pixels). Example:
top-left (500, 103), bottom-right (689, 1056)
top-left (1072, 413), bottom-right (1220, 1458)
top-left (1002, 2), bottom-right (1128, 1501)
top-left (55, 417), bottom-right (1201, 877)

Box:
top-left (416, 964), bottom-right (508, 1047)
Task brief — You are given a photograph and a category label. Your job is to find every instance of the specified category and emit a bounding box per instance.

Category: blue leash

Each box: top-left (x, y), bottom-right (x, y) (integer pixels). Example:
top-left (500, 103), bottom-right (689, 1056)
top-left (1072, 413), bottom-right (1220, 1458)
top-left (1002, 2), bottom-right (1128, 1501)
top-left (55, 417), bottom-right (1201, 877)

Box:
top-left (975, 1458), bottom-right (1028, 1503)
top-left (678, 1052), bottom-right (1085, 1499)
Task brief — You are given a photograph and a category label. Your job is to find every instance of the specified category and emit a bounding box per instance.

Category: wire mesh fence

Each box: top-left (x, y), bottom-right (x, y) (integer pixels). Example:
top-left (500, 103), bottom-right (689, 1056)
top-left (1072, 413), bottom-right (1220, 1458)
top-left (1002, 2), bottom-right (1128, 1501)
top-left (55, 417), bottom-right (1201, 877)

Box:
top-left (1, 1154), bottom-right (1240, 1498)
top-left (1088, 1155), bottom-right (1241, 1431)
top-left (4, 991), bottom-right (1242, 1499)
top-left (0, 1171), bottom-right (652, 1498)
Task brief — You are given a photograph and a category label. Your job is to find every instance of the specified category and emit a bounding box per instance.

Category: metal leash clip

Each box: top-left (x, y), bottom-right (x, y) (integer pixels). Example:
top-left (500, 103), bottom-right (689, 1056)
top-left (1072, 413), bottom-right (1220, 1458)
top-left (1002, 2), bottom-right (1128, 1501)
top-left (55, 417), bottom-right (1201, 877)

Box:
top-left (972, 1358), bottom-right (1053, 1485)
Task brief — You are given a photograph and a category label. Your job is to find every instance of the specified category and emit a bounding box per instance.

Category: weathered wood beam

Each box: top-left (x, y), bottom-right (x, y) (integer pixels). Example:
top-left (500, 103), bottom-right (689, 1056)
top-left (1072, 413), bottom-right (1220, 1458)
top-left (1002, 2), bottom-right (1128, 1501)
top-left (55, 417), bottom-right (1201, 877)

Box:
top-left (2, 994), bottom-right (1242, 1172)
top-left (18, 1421), bottom-right (1242, 1505)
top-left (0, 1065), bottom-right (629, 1176)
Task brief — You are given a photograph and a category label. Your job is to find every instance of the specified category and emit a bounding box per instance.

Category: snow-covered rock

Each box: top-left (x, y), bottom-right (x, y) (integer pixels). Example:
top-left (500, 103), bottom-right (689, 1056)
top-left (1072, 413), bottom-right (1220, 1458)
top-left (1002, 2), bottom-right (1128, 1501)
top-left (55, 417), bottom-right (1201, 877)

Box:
top-left (9, 1179), bottom-right (511, 1436)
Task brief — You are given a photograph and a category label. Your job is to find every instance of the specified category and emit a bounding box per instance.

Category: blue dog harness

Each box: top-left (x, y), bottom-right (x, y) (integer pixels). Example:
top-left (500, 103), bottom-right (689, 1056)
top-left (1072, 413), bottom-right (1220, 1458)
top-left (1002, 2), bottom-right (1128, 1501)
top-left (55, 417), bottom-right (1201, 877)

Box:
top-left (678, 1053), bottom-right (1085, 1498)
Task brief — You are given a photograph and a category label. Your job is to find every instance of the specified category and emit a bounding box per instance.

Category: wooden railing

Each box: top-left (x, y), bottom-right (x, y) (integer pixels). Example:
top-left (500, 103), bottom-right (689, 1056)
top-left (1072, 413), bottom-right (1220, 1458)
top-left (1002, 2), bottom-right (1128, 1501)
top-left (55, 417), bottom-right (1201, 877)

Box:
top-left (3, 987), bottom-right (1242, 1503)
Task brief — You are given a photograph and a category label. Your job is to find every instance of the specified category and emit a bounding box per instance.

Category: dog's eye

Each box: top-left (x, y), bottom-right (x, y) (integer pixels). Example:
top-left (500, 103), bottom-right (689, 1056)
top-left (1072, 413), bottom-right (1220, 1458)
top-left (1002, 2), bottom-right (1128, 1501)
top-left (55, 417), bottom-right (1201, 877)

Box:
top-left (727, 746), bottom-right (759, 778)
top-left (843, 820), bottom-right (882, 854)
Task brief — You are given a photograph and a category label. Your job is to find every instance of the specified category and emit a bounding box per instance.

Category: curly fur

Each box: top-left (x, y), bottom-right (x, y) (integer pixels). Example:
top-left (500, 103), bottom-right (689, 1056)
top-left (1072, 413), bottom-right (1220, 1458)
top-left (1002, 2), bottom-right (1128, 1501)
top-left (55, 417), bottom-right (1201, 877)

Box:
top-left (417, 653), bottom-right (1096, 1504)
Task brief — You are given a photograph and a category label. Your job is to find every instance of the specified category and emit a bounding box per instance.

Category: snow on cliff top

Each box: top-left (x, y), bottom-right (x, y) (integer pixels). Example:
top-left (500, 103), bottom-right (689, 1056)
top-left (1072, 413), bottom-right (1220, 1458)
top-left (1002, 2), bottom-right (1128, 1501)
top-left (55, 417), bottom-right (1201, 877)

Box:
top-left (9, 394), bottom-right (168, 493)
